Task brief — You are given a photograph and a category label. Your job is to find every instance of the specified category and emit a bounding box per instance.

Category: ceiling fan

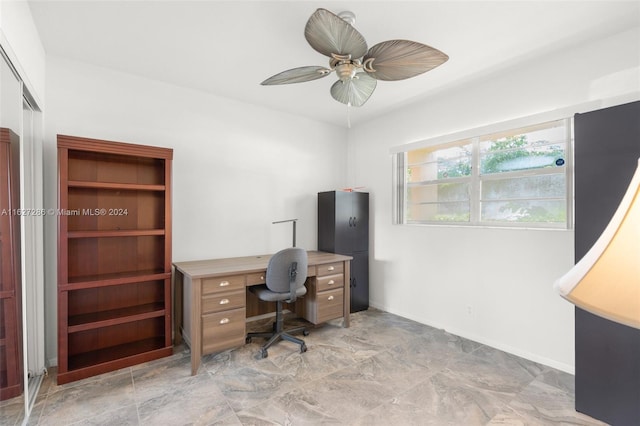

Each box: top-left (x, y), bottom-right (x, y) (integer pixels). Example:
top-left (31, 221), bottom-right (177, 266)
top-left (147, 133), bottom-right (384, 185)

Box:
top-left (261, 8), bottom-right (449, 107)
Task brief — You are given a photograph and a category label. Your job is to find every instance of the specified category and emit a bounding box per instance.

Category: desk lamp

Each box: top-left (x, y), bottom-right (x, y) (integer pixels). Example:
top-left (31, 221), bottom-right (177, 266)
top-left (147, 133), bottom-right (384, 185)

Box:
top-left (554, 158), bottom-right (640, 329)
top-left (273, 218), bottom-right (298, 247)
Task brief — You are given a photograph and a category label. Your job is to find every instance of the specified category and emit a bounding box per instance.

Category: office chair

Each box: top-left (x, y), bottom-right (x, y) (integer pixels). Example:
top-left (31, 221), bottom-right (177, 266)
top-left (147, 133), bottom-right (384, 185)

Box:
top-left (246, 247), bottom-right (309, 358)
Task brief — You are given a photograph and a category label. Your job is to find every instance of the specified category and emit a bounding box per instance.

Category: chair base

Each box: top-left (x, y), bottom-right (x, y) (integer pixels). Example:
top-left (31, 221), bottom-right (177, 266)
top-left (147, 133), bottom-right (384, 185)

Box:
top-left (246, 327), bottom-right (308, 359)
top-left (246, 301), bottom-right (309, 358)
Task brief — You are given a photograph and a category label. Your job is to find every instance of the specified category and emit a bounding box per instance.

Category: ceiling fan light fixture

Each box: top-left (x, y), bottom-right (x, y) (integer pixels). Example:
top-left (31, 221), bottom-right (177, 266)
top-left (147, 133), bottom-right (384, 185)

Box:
top-left (337, 11), bottom-right (356, 26)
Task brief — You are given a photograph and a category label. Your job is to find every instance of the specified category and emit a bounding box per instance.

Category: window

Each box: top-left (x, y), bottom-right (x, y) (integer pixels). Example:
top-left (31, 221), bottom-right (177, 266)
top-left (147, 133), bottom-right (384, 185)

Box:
top-left (393, 119), bottom-right (572, 228)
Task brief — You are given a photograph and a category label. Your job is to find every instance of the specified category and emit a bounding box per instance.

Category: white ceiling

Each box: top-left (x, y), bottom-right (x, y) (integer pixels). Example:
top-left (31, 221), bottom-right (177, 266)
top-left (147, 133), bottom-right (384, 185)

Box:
top-left (28, 1), bottom-right (640, 128)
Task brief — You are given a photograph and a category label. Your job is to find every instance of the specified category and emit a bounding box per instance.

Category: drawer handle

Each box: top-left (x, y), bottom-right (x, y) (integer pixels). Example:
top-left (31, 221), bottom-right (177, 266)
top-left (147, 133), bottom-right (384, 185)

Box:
top-left (260, 275), bottom-right (264, 280)
top-left (219, 281), bottom-right (230, 287)
top-left (327, 266), bottom-right (335, 271)
top-left (219, 299), bottom-right (229, 305)
top-left (327, 295), bottom-right (334, 301)
top-left (219, 318), bottom-right (230, 325)
top-left (328, 280), bottom-right (335, 285)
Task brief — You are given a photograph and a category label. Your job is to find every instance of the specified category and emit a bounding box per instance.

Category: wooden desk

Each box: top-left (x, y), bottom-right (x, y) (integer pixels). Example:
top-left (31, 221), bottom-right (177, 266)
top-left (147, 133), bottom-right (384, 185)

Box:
top-left (173, 251), bottom-right (352, 374)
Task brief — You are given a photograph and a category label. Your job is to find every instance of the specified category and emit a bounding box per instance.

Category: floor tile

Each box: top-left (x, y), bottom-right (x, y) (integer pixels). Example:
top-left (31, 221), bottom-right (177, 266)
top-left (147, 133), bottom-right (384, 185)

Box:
top-left (354, 369), bottom-right (508, 425)
top-left (22, 308), bottom-right (604, 426)
top-left (136, 373), bottom-right (233, 425)
top-left (0, 395), bottom-right (24, 426)
top-left (38, 371), bottom-right (135, 425)
top-left (488, 379), bottom-right (609, 425)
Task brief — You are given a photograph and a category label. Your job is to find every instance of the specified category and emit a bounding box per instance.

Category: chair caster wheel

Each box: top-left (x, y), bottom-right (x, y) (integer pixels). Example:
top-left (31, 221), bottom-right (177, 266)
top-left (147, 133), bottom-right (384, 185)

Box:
top-left (245, 337), bottom-right (252, 344)
top-left (303, 330), bottom-right (309, 336)
top-left (300, 344), bottom-right (307, 353)
top-left (258, 349), bottom-right (268, 359)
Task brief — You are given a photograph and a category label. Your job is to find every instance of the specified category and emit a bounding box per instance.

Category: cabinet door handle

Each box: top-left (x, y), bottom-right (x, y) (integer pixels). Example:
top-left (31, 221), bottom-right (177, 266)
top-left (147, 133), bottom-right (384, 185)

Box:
top-left (219, 318), bottom-right (230, 324)
top-left (353, 217), bottom-right (357, 227)
top-left (219, 299), bottom-right (229, 305)
top-left (327, 295), bottom-right (334, 301)
top-left (328, 279), bottom-right (335, 285)
top-left (219, 281), bottom-right (230, 287)
top-left (327, 266), bottom-right (335, 271)
top-left (348, 217), bottom-right (353, 227)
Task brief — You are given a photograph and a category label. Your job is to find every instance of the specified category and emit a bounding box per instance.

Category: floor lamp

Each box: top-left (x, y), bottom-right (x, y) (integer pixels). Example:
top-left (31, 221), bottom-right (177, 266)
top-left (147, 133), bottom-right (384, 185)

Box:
top-left (554, 158), bottom-right (640, 329)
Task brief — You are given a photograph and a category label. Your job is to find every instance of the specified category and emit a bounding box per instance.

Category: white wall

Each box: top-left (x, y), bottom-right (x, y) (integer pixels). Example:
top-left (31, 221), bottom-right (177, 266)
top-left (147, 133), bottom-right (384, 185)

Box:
top-left (0, 0), bottom-right (46, 105)
top-left (43, 56), bottom-right (348, 363)
top-left (32, 15), bottom-right (640, 372)
top-left (348, 27), bottom-right (640, 373)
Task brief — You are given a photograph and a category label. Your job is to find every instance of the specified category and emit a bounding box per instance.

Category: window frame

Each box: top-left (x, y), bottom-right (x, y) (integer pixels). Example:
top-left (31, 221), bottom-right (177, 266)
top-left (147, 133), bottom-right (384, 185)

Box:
top-left (393, 118), bottom-right (574, 229)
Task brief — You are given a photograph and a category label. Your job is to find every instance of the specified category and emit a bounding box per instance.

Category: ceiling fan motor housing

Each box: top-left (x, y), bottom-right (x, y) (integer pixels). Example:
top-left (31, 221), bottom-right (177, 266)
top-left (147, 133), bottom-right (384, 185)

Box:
top-left (335, 62), bottom-right (358, 81)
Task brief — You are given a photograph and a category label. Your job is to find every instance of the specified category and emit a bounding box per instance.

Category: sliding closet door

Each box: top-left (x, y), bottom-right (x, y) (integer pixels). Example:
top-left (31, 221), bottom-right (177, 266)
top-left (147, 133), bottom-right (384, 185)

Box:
top-left (0, 49), bottom-right (24, 408)
top-left (1, 48), bottom-right (46, 424)
top-left (22, 98), bottom-right (46, 391)
top-left (574, 100), bottom-right (640, 425)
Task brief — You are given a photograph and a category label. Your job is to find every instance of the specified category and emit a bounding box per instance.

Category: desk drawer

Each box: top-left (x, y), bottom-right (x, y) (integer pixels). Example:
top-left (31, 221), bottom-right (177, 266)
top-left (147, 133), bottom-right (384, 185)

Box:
top-left (316, 274), bottom-right (344, 292)
top-left (202, 290), bottom-right (245, 314)
top-left (202, 275), bottom-right (245, 294)
top-left (316, 288), bottom-right (344, 323)
top-left (316, 262), bottom-right (343, 277)
top-left (246, 271), bottom-right (266, 285)
top-left (202, 308), bottom-right (246, 354)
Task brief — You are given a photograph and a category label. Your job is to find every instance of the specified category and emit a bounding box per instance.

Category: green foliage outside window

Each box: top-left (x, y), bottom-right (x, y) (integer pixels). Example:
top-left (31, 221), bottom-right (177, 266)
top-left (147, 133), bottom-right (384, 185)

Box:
top-left (437, 158), bottom-right (471, 179)
top-left (497, 201), bottom-right (566, 222)
top-left (482, 135), bottom-right (564, 174)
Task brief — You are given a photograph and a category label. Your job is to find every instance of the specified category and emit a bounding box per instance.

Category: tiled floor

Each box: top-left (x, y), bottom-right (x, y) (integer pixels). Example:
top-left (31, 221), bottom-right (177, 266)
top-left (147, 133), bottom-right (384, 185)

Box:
top-left (4, 308), bottom-right (606, 425)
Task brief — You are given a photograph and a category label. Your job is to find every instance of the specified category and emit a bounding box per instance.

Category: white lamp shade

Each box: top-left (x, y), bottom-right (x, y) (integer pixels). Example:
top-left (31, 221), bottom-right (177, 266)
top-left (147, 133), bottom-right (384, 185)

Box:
top-left (554, 158), bottom-right (640, 329)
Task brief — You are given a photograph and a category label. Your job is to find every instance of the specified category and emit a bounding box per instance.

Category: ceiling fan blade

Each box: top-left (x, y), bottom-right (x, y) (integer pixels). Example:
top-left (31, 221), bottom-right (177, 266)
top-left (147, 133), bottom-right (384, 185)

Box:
top-left (261, 66), bottom-right (332, 85)
top-left (363, 40), bottom-right (449, 81)
top-left (304, 8), bottom-right (368, 59)
top-left (330, 73), bottom-right (377, 107)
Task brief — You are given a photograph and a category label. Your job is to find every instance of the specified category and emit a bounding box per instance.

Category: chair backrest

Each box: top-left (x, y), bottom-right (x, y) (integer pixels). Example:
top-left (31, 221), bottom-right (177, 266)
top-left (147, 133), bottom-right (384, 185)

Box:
top-left (266, 248), bottom-right (308, 297)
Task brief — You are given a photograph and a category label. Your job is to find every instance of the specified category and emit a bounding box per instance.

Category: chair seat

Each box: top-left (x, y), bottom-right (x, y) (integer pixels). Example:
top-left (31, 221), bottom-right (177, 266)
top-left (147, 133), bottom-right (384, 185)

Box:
top-left (250, 285), bottom-right (307, 302)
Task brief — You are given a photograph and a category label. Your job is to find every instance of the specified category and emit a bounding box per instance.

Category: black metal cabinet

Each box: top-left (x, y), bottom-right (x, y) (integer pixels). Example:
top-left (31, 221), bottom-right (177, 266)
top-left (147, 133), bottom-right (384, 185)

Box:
top-left (318, 191), bottom-right (369, 312)
top-left (574, 101), bottom-right (640, 425)
top-left (349, 251), bottom-right (369, 313)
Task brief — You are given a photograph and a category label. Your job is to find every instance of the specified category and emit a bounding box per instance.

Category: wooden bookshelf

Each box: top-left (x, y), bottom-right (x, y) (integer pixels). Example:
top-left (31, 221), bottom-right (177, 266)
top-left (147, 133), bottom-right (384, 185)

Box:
top-left (57, 135), bottom-right (173, 384)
